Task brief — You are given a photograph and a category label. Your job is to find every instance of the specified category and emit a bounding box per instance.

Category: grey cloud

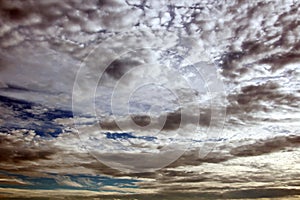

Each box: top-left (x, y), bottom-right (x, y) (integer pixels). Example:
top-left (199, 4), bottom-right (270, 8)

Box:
top-left (99, 108), bottom-right (212, 132)
top-left (134, 146), bottom-right (300, 198)
top-left (217, 2), bottom-right (300, 78)
top-left (228, 81), bottom-right (280, 112)
top-left (0, 124), bottom-right (299, 198)
top-left (222, 188), bottom-right (300, 199)
top-left (131, 115), bottom-right (151, 127)
top-left (0, 0), bottom-right (142, 49)
top-left (167, 148), bottom-right (232, 169)
top-left (0, 0), bottom-right (34, 24)
top-left (0, 0), bottom-right (299, 198)
top-left (153, 189), bottom-right (300, 199)
top-left (0, 130), bottom-right (127, 177)
top-left (137, 135), bottom-right (300, 174)
top-left (230, 135), bottom-right (300, 157)
top-left (104, 59), bottom-right (143, 80)
top-left (1, 188), bottom-right (299, 199)
top-left (0, 133), bottom-right (55, 164)
top-left (226, 80), bottom-right (300, 117)
top-left (259, 52), bottom-right (300, 71)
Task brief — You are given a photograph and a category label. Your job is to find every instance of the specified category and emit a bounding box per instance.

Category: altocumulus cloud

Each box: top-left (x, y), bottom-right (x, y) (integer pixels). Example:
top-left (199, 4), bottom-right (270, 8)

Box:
top-left (0, 0), bottom-right (299, 199)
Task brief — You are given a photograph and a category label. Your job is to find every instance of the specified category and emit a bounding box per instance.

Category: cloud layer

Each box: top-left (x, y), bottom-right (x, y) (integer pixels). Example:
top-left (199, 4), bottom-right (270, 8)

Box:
top-left (0, 0), bottom-right (299, 198)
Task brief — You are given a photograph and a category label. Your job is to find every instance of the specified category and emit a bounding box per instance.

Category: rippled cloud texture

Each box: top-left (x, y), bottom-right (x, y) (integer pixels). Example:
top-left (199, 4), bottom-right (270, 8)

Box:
top-left (0, 0), bottom-right (299, 199)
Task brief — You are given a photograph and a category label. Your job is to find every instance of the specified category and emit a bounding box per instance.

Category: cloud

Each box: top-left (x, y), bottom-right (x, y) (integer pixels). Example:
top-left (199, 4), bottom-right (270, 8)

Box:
top-left (55, 176), bottom-right (83, 188)
top-left (136, 148), bottom-right (300, 198)
top-left (99, 108), bottom-right (212, 133)
top-left (230, 135), bottom-right (300, 157)
top-left (0, 132), bottom-right (56, 164)
top-left (0, 0), bottom-right (300, 198)
top-left (104, 58), bottom-right (144, 80)
top-left (0, 128), bottom-right (125, 177)
top-left (0, 174), bottom-right (30, 186)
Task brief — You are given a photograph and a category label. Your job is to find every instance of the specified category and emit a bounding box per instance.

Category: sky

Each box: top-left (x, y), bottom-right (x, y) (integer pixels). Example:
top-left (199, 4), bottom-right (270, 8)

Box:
top-left (0, 0), bottom-right (299, 199)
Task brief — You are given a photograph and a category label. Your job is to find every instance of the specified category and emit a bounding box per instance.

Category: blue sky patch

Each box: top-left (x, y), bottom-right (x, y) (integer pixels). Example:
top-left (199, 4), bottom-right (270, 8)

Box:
top-left (0, 95), bottom-right (73, 138)
top-left (0, 171), bottom-right (139, 192)
top-left (105, 132), bottom-right (157, 141)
